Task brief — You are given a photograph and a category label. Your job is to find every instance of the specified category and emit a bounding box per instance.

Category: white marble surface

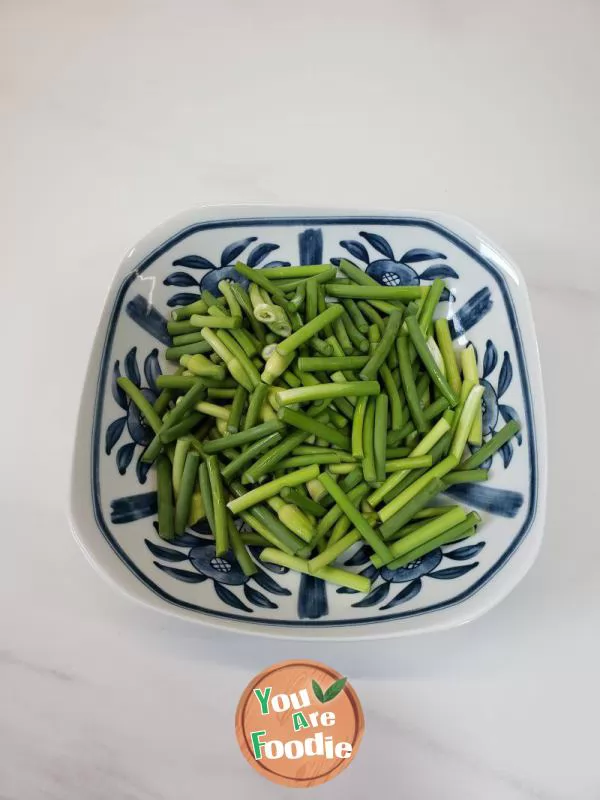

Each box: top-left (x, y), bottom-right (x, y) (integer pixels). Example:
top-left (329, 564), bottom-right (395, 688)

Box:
top-left (2, 1), bottom-right (599, 797)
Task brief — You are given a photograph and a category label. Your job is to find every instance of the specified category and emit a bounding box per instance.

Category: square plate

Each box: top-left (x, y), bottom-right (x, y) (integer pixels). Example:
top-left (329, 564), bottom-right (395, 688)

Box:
top-left (70, 205), bottom-right (546, 639)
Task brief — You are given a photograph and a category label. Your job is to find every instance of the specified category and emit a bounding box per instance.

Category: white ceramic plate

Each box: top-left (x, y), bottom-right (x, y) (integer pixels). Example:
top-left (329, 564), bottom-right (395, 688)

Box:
top-left (70, 205), bottom-right (546, 639)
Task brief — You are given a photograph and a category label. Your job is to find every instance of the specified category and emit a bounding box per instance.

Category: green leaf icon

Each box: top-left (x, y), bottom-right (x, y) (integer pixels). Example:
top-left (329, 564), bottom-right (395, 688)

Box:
top-left (312, 679), bottom-right (325, 703)
top-left (323, 677), bottom-right (348, 703)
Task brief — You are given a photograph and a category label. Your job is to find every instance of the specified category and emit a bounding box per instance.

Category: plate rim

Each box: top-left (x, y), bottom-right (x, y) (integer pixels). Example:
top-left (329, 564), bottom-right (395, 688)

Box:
top-left (69, 204), bottom-right (547, 640)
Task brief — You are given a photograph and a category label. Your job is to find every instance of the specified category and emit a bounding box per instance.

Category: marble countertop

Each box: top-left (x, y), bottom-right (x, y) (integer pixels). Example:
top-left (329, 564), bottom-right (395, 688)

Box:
top-left (2, 1), bottom-right (599, 797)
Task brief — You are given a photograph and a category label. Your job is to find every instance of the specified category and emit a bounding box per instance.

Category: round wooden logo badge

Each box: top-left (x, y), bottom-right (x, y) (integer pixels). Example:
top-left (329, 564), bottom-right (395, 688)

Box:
top-left (235, 660), bottom-right (364, 788)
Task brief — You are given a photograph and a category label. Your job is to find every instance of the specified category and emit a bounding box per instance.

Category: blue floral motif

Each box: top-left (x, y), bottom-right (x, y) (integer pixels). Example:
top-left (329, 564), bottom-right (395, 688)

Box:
top-left (335, 231), bottom-right (494, 336)
top-left (334, 232), bottom-right (457, 296)
top-left (380, 550), bottom-right (444, 582)
top-left (338, 540), bottom-right (483, 610)
top-left (442, 339), bottom-right (525, 517)
top-left (164, 237), bottom-right (290, 304)
top-left (476, 339), bottom-right (522, 468)
top-left (145, 528), bottom-right (290, 613)
top-left (107, 347), bottom-right (162, 484)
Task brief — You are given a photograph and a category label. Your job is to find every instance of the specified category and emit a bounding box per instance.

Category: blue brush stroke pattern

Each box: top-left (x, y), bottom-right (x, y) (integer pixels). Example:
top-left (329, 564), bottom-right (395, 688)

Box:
top-left (419, 265), bottom-right (459, 280)
top-left (444, 543), bottom-right (485, 561)
top-left (497, 351), bottom-right (513, 398)
top-left (110, 492), bottom-right (157, 524)
top-left (215, 582), bottom-right (252, 612)
top-left (168, 531), bottom-right (211, 547)
top-left (105, 416), bottom-right (126, 454)
top-left (340, 239), bottom-right (370, 263)
top-left (200, 265), bottom-right (249, 294)
top-left (482, 339), bottom-right (498, 378)
top-left (116, 442), bottom-right (135, 474)
top-left (155, 562), bottom-right (207, 583)
top-left (124, 347), bottom-right (140, 386)
top-left (351, 582), bottom-right (390, 608)
top-left (143, 349), bottom-right (161, 394)
top-left (359, 231), bottom-right (395, 259)
top-left (445, 484), bottom-right (524, 518)
top-left (449, 288), bottom-right (493, 339)
top-left (360, 564), bottom-right (380, 580)
top-left (298, 573), bottom-right (328, 619)
top-left (248, 243), bottom-right (280, 267)
top-left (344, 545), bottom-right (372, 567)
top-left (221, 236), bottom-right (258, 267)
top-left (401, 248), bottom-right (447, 263)
top-left (244, 584), bottom-right (278, 609)
top-left (189, 522), bottom-right (212, 537)
top-left (381, 550), bottom-right (443, 583)
top-left (499, 404), bottom-right (522, 445)
top-left (380, 579), bottom-right (422, 610)
top-left (429, 562), bottom-right (479, 580)
top-left (299, 228), bottom-right (323, 265)
top-left (163, 271), bottom-right (199, 288)
top-left (125, 295), bottom-right (171, 345)
top-left (111, 361), bottom-right (127, 410)
top-left (136, 454), bottom-right (152, 485)
top-left (145, 540), bottom-right (188, 562)
top-left (166, 292), bottom-right (201, 307)
top-left (251, 567), bottom-right (291, 596)
top-left (500, 441), bottom-right (513, 468)
top-left (173, 254), bottom-right (216, 270)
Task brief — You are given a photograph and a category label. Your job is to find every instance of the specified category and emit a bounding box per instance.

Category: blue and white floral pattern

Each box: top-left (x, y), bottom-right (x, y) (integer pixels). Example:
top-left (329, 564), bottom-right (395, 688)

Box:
top-left (106, 347), bottom-right (162, 484)
top-left (333, 231), bottom-right (495, 338)
top-left (91, 215), bottom-right (537, 628)
top-left (334, 232), bottom-right (458, 291)
top-left (478, 339), bottom-right (522, 468)
top-left (145, 526), bottom-right (291, 613)
top-left (334, 540), bottom-right (486, 612)
top-left (164, 236), bottom-right (289, 304)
